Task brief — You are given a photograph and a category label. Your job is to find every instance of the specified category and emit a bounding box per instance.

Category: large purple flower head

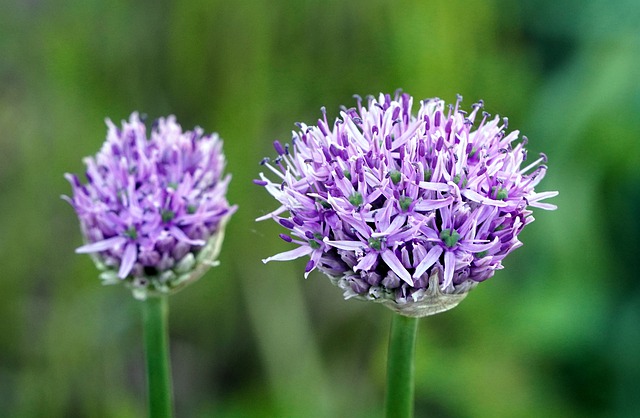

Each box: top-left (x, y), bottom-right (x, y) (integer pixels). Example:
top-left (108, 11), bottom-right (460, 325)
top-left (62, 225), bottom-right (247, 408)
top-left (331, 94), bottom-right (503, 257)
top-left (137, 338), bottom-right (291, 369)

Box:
top-left (64, 113), bottom-right (236, 300)
top-left (256, 92), bottom-right (557, 317)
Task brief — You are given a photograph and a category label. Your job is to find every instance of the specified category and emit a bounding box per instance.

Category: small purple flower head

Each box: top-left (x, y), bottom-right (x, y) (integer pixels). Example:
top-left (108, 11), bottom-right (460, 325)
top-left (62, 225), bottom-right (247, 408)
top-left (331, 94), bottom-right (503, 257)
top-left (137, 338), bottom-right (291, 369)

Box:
top-left (256, 92), bottom-right (557, 317)
top-left (64, 113), bottom-right (237, 300)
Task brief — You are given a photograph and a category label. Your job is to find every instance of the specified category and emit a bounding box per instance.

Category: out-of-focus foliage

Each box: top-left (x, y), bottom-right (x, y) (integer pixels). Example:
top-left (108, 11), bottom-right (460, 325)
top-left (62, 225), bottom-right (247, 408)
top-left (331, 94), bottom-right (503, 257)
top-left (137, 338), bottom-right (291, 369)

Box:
top-left (1, 0), bottom-right (638, 417)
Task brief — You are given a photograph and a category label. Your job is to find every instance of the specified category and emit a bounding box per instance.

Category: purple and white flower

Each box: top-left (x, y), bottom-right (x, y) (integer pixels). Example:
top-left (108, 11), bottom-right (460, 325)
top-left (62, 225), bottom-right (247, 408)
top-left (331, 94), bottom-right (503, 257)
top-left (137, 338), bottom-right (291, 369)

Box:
top-left (256, 92), bottom-right (557, 317)
top-left (64, 113), bottom-right (236, 299)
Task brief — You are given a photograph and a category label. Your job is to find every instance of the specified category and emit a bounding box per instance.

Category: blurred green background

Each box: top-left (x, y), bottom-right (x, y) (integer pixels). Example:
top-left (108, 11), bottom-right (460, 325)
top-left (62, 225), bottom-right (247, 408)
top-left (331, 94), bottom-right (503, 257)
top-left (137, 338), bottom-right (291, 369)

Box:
top-left (1, 0), bottom-right (639, 416)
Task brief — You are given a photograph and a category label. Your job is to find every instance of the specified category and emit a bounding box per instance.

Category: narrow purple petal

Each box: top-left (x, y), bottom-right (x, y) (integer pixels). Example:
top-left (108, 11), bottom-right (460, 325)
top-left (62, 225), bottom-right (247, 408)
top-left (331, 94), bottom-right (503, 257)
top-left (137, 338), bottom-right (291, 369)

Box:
top-left (463, 237), bottom-right (499, 253)
top-left (413, 245), bottom-right (443, 278)
top-left (417, 181), bottom-right (450, 192)
top-left (462, 189), bottom-right (509, 207)
top-left (323, 239), bottom-right (367, 251)
top-left (529, 201), bottom-right (558, 210)
top-left (169, 226), bottom-right (205, 246)
top-left (443, 251), bottom-right (456, 289)
top-left (414, 196), bottom-right (454, 211)
top-left (76, 236), bottom-right (127, 254)
top-left (61, 195), bottom-right (74, 206)
top-left (381, 249), bottom-right (413, 286)
top-left (118, 243), bottom-right (137, 278)
top-left (527, 191), bottom-right (559, 210)
top-left (354, 252), bottom-right (378, 272)
top-left (262, 246), bottom-right (313, 263)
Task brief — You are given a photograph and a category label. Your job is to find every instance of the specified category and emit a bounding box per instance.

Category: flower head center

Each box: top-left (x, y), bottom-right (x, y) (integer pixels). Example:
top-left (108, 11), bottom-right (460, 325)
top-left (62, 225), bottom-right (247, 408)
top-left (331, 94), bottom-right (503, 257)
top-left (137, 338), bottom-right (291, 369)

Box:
top-left (161, 209), bottom-right (175, 223)
top-left (399, 196), bottom-right (413, 212)
top-left (390, 170), bottom-right (402, 185)
top-left (440, 228), bottom-right (461, 248)
top-left (348, 192), bottom-right (363, 207)
top-left (492, 186), bottom-right (508, 200)
top-left (124, 226), bottom-right (138, 240)
top-left (368, 237), bottom-right (383, 251)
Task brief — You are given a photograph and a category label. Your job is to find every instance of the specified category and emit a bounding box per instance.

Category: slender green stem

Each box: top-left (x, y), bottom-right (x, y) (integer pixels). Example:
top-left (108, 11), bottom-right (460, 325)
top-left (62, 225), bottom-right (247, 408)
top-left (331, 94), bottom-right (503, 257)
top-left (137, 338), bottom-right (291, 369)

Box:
top-left (385, 314), bottom-right (419, 418)
top-left (142, 296), bottom-right (174, 418)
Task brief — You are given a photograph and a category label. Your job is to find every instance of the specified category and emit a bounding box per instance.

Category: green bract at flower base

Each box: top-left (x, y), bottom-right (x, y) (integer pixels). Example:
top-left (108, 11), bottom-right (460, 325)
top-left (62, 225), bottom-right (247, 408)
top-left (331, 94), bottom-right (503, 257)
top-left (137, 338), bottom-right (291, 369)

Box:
top-left (97, 217), bottom-right (230, 300)
top-left (328, 270), bottom-right (474, 317)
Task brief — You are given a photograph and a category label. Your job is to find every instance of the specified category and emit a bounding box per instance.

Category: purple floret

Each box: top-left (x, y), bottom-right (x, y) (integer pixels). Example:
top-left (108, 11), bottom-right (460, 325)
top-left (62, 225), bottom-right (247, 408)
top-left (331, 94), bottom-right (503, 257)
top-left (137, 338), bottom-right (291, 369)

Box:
top-left (256, 92), bottom-right (556, 316)
top-left (64, 112), bottom-right (236, 299)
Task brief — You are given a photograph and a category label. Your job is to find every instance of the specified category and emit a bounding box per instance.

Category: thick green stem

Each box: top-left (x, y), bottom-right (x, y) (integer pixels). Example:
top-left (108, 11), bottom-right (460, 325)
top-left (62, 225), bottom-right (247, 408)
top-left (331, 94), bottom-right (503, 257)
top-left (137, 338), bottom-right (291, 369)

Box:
top-left (142, 296), bottom-right (174, 418)
top-left (385, 314), bottom-right (419, 418)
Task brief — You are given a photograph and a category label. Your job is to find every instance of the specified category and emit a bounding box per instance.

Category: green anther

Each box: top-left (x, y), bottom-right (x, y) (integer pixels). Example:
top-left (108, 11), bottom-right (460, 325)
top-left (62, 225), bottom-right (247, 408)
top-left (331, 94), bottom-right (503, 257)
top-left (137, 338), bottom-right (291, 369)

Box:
top-left (343, 169), bottom-right (352, 181)
top-left (399, 196), bottom-right (413, 212)
top-left (161, 209), bottom-right (175, 223)
top-left (491, 186), bottom-right (508, 200)
top-left (390, 170), bottom-right (402, 185)
top-left (167, 182), bottom-right (178, 190)
top-left (348, 192), bottom-right (363, 207)
top-left (424, 169), bottom-right (432, 182)
top-left (368, 237), bottom-right (382, 251)
top-left (187, 204), bottom-right (197, 214)
top-left (440, 229), bottom-right (461, 248)
top-left (461, 178), bottom-right (468, 188)
top-left (309, 240), bottom-right (321, 249)
top-left (453, 175), bottom-right (461, 185)
top-left (313, 233), bottom-right (323, 240)
top-left (125, 226), bottom-right (138, 240)
top-left (494, 224), bottom-right (505, 232)
top-left (476, 251), bottom-right (488, 258)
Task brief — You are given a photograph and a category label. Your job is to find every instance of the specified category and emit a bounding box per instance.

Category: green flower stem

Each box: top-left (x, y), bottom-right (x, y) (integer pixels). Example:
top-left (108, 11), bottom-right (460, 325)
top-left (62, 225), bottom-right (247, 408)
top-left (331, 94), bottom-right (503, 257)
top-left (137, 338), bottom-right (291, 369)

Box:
top-left (385, 314), bottom-right (419, 418)
top-left (142, 296), bottom-right (174, 418)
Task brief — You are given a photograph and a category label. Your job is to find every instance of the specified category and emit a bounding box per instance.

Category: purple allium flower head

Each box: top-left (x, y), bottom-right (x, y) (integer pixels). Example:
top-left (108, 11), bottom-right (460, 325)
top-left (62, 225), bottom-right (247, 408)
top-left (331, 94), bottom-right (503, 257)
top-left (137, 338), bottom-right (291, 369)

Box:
top-left (256, 92), bottom-right (557, 317)
top-left (64, 112), bottom-right (237, 300)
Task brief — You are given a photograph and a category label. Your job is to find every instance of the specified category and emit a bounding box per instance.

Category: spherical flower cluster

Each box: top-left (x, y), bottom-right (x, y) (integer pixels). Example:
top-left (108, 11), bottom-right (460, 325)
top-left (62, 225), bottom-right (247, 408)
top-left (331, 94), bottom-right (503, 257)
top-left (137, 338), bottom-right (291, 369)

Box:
top-left (64, 113), bottom-right (236, 299)
top-left (256, 92), bottom-right (557, 317)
